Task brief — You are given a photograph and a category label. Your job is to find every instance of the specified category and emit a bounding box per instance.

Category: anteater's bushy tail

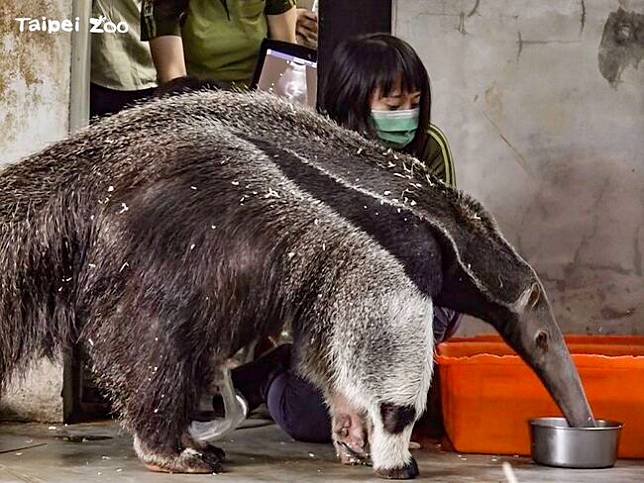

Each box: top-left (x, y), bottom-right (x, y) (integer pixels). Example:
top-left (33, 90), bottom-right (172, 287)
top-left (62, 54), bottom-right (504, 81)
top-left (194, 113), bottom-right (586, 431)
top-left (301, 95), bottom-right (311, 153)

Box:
top-left (0, 186), bottom-right (90, 392)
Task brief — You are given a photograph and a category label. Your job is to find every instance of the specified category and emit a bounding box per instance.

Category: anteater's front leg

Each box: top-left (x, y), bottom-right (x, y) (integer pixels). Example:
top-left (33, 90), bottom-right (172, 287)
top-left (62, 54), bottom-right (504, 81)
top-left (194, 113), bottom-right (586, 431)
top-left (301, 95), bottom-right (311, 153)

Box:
top-left (329, 289), bottom-right (435, 479)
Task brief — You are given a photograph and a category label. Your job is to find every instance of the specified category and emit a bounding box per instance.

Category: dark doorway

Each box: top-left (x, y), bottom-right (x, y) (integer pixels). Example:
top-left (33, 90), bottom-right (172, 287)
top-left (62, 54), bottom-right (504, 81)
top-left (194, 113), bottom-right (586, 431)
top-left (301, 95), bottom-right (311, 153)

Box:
top-left (317, 0), bottom-right (393, 105)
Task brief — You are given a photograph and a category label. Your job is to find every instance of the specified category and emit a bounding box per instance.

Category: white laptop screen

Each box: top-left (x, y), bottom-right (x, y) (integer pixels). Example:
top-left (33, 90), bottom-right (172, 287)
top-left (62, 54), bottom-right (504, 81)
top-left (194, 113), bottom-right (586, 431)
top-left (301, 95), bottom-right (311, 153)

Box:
top-left (256, 49), bottom-right (318, 109)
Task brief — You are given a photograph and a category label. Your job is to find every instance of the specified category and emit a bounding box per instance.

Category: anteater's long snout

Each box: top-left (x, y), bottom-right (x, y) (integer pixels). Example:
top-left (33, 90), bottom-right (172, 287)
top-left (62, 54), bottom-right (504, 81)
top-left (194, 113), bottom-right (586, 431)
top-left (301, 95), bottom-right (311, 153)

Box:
top-left (503, 285), bottom-right (596, 428)
top-left (533, 332), bottom-right (596, 427)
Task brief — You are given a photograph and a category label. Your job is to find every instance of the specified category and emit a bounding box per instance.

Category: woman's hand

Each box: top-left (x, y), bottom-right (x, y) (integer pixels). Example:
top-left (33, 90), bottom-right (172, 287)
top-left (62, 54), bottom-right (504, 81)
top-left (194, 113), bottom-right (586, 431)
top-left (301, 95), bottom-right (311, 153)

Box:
top-left (295, 8), bottom-right (318, 49)
top-left (329, 392), bottom-right (371, 465)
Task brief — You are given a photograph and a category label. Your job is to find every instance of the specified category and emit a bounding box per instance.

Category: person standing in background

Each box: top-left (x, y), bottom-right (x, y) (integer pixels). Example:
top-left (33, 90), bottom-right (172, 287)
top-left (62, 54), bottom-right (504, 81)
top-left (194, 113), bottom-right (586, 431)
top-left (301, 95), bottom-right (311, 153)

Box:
top-left (140, 0), bottom-right (297, 86)
top-left (91, 0), bottom-right (157, 118)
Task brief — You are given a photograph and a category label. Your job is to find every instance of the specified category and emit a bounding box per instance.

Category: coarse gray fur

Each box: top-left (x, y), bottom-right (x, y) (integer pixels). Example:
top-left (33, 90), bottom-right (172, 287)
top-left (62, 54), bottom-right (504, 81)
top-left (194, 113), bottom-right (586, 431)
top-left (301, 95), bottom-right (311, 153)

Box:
top-left (0, 90), bottom-right (592, 478)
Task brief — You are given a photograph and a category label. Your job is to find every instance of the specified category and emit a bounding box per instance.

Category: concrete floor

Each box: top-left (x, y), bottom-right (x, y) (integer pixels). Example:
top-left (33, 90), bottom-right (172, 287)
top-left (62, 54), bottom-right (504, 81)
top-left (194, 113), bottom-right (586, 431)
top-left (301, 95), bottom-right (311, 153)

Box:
top-left (1, 419), bottom-right (643, 482)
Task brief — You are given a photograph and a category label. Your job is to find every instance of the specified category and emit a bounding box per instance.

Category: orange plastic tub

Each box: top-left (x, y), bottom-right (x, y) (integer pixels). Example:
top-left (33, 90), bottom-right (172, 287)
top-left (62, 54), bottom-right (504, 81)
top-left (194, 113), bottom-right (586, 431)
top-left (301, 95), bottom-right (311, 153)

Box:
top-left (436, 335), bottom-right (644, 458)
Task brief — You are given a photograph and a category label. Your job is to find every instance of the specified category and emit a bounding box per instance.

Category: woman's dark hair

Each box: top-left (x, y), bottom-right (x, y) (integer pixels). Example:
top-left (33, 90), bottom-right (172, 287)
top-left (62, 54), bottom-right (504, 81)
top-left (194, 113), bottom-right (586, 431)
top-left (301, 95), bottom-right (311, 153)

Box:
top-left (319, 33), bottom-right (431, 158)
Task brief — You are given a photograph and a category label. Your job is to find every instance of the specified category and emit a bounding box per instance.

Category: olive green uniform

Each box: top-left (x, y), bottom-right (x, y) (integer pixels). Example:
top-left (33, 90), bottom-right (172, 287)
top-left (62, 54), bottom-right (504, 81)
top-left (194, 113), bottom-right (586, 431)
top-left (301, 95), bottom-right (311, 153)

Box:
top-left (141, 0), bottom-right (294, 84)
top-left (424, 124), bottom-right (456, 187)
top-left (92, 0), bottom-right (157, 91)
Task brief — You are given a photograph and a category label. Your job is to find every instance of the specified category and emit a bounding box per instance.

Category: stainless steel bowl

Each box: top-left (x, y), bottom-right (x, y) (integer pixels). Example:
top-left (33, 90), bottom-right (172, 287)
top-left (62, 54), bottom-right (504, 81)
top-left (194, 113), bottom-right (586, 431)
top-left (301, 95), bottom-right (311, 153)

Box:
top-left (530, 417), bottom-right (623, 469)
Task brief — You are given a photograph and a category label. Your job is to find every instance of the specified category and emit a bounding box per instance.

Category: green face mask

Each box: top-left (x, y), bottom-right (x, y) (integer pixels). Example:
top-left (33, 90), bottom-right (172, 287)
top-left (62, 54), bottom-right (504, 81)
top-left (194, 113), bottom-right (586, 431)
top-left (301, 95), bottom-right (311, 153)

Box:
top-left (370, 108), bottom-right (419, 148)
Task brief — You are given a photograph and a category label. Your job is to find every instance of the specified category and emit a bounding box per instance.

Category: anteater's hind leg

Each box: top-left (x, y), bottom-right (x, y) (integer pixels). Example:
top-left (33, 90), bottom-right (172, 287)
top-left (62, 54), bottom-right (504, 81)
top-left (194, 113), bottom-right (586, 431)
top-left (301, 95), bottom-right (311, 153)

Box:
top-left (134, 432), bottom-right (225, 474)
top-left (127, 364), bottom-right (225, 473)
top-left (86, 315), bottom-right (225, 474)
top-left (126, 358), bottom-right (226, 473)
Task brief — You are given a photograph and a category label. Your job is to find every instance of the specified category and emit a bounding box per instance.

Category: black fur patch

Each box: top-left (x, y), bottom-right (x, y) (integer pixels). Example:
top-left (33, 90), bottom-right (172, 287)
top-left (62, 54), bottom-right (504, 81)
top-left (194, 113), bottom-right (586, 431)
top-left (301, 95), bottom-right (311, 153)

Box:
top-left (239, 136), bottom-right (444, 299)
top-left (380, 403), bottom-right (416, 434)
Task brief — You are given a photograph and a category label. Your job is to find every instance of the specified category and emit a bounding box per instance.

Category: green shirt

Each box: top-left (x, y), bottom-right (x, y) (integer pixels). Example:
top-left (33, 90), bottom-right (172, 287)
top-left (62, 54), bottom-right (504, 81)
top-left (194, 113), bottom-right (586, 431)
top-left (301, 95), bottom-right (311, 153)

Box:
top-left (424, 124), bottom-right (456, 187)
top-left (91, 0), bottom-right (157, 91)
top-left (141, 0), bottom-right (294, 84)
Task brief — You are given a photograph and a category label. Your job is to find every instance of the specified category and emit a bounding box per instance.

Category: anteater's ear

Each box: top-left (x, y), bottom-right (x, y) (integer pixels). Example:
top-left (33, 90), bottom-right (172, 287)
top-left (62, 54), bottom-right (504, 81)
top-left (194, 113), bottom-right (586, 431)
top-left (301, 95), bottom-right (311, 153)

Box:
top-left (515, 283), bottom-right (541, 312)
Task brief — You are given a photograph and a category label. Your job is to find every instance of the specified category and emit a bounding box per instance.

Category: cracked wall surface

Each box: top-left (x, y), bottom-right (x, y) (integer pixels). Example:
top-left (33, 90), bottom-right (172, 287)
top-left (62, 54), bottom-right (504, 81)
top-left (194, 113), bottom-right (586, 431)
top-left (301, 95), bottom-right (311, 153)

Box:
top-left (394, 0), bottom-right (644, 335)
top-left (0, 0), bottom-right (72, 421)
top-left (0, 0), bottom-right (72, 166)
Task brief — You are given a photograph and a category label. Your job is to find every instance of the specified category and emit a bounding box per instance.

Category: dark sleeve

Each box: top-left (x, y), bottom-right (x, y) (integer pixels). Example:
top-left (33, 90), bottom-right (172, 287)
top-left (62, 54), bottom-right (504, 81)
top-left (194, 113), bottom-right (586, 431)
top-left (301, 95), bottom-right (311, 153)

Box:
top-left (421, 124), bottom-right (457, 187)
top-left (140, 0), bottom-right (189, 41)
top-left (265, 0), bottom-right (295, 16)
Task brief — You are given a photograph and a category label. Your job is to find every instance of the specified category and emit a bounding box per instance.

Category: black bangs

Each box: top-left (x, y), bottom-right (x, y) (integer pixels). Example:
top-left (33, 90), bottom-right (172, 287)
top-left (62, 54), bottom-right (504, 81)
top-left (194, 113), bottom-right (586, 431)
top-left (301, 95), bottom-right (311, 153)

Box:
top-left (370, 38), bottom-right (426, 98)
top-left (319, 33), bottom-right (432, 159)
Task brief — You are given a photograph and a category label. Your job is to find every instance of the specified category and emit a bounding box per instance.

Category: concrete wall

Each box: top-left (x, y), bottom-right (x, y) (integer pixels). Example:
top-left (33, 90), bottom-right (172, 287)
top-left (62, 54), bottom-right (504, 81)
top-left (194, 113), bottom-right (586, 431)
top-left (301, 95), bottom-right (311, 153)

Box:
top-left (394, 0), bottom-right (644, 335)
top-left (0, 0), bottom-right (73, 421)
top-left (0, 0), bottom-right (72, 165)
